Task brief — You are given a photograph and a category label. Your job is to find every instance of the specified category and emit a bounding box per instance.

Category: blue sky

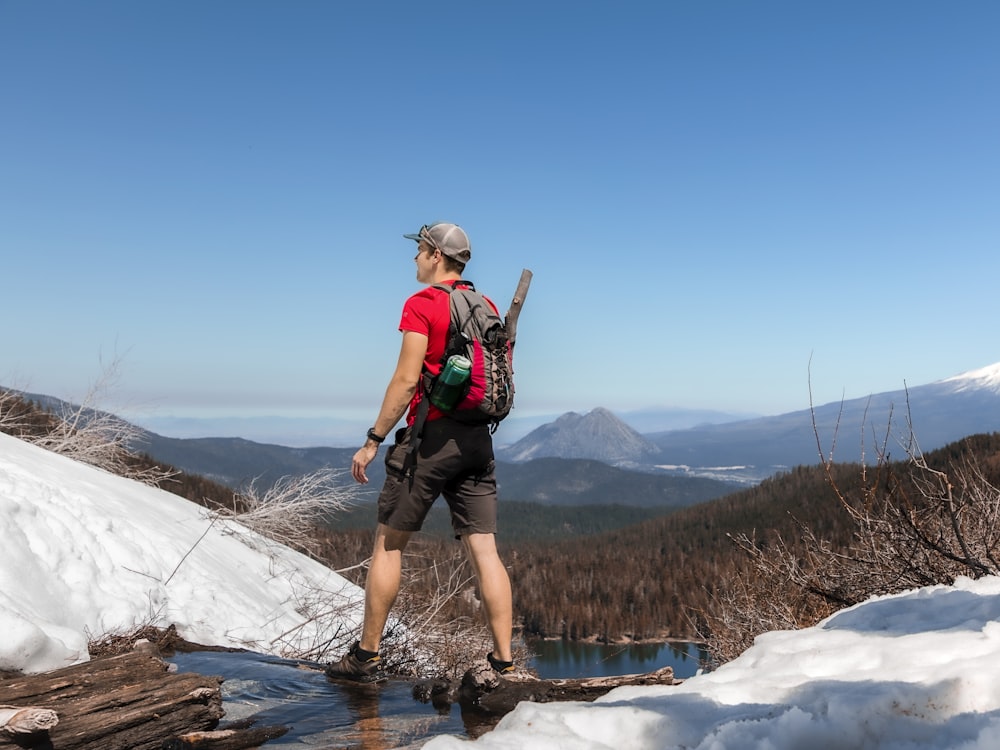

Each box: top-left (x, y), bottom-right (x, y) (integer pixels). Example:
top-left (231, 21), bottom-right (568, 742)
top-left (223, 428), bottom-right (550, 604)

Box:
top-left (3, 1), bottom-right (998, 438)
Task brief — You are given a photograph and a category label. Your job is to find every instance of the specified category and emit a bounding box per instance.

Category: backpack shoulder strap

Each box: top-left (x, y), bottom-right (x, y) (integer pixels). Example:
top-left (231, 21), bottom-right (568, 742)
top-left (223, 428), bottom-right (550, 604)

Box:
top-left (432, 280), bottom-right (475, 294)
top-left (406, 281), bottom-right (474, 471)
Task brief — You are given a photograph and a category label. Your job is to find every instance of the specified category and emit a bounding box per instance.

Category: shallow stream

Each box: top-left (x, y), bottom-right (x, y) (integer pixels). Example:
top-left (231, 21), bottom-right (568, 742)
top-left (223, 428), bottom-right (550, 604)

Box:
top-left (170, 650), bottom-right (493, 749)
top-left (170, 640), bottom-right (704, 748)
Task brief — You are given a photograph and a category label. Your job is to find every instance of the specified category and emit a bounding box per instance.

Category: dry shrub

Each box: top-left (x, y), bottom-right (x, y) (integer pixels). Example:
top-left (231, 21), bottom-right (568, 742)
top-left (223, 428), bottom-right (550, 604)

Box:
top-left (342, 539), bottom-right (528, 680)
top-left (213, 467), bottom-right (357, 559)
top-left (1, 361), bottom-right (175, 486)
top-left (700, 384), bottom-right (1000, 666)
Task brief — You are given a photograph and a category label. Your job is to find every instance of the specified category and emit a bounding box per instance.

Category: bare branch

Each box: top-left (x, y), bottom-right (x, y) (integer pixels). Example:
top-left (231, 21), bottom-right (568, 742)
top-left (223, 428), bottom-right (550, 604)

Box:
top-left (211, 467), bottom-right (358, 559)
top-left (706, 377), bottom-right (1000, 667)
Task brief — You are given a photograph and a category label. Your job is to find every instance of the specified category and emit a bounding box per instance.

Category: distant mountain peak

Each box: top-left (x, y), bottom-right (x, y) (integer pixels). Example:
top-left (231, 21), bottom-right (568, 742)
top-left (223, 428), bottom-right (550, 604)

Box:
top-left (497, 407), bottom-right (662, 464)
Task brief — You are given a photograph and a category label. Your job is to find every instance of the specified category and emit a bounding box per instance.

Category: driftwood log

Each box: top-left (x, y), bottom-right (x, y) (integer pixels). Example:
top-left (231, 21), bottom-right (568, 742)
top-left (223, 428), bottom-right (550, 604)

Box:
top-left (415, 664), bottom-right (677, 717)
top-left (0, 644), bottom-right (280, 750)
top-left (162, 720), bottom-right (289, 750)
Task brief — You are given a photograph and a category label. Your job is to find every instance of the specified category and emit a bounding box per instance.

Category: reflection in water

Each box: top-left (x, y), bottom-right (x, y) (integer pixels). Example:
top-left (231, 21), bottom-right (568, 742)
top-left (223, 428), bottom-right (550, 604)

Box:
top-left (338, 682), bottom-right (387, 750)
top-left (169, 650), bottom-right (482, 749)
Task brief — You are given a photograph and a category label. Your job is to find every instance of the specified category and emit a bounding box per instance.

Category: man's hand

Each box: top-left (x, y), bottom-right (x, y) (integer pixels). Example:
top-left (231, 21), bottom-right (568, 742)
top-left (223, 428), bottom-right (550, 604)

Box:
top-left (352, 442), bottom-right (379, 484)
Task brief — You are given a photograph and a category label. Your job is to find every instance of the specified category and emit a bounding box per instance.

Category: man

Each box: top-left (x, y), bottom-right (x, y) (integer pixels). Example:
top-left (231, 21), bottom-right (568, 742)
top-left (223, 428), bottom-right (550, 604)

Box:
top-left (326, 222), bottom-right (514, 683)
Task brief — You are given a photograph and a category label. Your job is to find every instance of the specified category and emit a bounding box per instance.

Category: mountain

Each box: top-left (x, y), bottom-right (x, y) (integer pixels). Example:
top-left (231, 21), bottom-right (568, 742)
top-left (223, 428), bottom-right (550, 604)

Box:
top-left (134, 407), bottom-right (754, 449)
top-left (613, 405), bottom-right (760, 434)
top-left (497, 407), bottom-right (662, 464)
top-left (644, 362), bottom-right (1000, 478)
top-left (492, 362), bottom-right (1000, 484)
top-left (133, 432), bottom-right (737, 509)
top-left (134, 432), bottom-right (368, 490)
top-left (15, 360), bottom-right (999, 502)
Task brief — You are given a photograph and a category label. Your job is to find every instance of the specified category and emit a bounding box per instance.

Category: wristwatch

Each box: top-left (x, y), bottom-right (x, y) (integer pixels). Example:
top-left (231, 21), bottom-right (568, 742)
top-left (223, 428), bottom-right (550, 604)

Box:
top-left (366, 427), bottom-right (386, 444)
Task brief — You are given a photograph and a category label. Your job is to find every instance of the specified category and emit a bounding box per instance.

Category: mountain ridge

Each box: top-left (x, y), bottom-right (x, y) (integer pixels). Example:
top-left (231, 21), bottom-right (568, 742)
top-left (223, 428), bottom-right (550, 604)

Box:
top-left (11, 360), bottom-right (1000, 497)
top-left (497, 361), bottom-right (1000, 483)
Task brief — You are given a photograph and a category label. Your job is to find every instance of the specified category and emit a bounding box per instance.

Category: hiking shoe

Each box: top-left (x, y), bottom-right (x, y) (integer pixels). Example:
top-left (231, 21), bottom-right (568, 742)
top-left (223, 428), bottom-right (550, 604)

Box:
top-left (325, 642), bottom-right (386, 684)
top-left (487, 651), bottom-right (515, 676)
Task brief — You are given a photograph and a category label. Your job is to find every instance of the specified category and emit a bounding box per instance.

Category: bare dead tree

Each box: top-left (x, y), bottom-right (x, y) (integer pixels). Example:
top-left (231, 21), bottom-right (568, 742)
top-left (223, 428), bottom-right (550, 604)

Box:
top-left (809, 382), bottom-right (1000, 598)
top-left (700, 364), bottom-right (1000, 666)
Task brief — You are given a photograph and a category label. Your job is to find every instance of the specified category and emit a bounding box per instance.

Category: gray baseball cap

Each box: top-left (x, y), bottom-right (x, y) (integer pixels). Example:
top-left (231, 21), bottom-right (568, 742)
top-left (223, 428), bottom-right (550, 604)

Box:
top-left (403, 222), bottom-right (472, 263)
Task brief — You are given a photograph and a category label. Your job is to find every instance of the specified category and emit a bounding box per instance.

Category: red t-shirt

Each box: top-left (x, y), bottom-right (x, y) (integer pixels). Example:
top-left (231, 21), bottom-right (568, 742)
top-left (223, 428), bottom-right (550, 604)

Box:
top-left (399, 281), bottom-right (497, 424)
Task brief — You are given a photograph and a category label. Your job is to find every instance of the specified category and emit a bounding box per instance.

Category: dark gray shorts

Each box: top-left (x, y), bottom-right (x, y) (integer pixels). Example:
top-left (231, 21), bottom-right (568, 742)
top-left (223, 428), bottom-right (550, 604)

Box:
top-left (377, 419), bottom-right (497, 537)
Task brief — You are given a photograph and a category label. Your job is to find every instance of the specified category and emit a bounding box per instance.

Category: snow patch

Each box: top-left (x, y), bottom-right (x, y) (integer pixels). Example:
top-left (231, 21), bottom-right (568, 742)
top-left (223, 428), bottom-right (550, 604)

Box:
top-left (938, 362), bottom-right (1000, 393)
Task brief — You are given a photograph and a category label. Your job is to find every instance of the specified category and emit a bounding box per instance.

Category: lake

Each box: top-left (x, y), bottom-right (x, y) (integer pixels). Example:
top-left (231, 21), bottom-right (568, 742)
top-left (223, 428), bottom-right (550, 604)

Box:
top-left (528, 638), bottom-right (706, 680)
top-left (170, 640), bottom-right (704, 748)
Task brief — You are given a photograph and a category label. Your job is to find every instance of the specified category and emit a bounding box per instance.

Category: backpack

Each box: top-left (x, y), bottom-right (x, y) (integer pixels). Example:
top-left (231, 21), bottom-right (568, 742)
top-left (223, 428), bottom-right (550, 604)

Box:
top-left (426, 280), bottom-right (514, 429)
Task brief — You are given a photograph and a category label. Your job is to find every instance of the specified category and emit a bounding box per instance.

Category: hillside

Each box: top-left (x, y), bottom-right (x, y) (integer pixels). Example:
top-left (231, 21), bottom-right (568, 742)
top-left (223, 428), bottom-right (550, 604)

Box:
top-left (507, 432), bottom-right (1000, 641)
top-left (329, 500), bottom-right (673, 543)
top-left (135, 432), bottom-right (361, 489)
top-left (496, 457), bottom-right (737, 508)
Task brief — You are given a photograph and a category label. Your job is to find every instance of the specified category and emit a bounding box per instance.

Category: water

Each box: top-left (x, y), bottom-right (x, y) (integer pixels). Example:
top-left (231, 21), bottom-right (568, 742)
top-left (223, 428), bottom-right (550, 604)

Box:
top-left (169, 641), bottom-right (704, 748)
top-left (169, 650), bottom-right (490, 749)
top-left (528, 639), bottom-right (706, 680)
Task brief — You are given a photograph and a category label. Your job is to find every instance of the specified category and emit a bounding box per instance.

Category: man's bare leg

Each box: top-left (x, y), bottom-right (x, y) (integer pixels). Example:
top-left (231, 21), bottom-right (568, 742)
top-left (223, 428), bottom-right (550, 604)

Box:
top-left (360, 523), bottom-right (411, 653)
top-left (463, 532), bottom-right (513, 662)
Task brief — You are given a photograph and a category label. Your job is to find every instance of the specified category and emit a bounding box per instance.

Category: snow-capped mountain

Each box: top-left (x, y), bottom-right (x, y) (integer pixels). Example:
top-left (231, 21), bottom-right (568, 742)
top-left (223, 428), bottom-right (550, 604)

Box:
top-left (938, 362), bottom-right (1000, 393)
top-left (647, 361), bottom-right (1000, 478)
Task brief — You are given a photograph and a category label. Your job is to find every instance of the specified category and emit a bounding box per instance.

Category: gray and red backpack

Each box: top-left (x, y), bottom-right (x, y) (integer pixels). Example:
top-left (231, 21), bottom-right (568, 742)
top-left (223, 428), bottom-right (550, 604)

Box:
top-left (406, 270), bottom-right (531, 471)
top-left (426, 280), bottom-right (515, 429)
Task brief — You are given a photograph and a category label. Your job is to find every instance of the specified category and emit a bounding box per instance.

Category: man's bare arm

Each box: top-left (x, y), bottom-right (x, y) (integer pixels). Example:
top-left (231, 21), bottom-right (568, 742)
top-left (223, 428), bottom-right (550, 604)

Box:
top-left (352, 331), bottom-right (428, 484)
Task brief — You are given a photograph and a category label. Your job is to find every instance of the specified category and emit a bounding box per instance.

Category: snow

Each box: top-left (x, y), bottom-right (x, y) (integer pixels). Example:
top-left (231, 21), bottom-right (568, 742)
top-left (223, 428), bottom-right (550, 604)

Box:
top-left (426, 578), bottom-right (1000, 749)
top-left (939, 362), bottom-right (1000, 393)
top-left (5, 430), bottom-right (1000, 749)
top-left (0, 431), bottom-right (363, 674)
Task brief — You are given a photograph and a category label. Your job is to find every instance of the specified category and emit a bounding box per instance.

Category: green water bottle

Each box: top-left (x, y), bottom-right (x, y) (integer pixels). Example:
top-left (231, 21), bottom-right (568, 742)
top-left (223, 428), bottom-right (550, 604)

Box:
top-left (430, 355), bottom-right (472, 410)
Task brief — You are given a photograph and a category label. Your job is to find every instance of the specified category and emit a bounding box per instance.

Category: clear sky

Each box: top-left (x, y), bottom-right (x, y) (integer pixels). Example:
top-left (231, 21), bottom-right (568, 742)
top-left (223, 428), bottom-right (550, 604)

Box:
top-left (3, 1), bottom-right (998, 430)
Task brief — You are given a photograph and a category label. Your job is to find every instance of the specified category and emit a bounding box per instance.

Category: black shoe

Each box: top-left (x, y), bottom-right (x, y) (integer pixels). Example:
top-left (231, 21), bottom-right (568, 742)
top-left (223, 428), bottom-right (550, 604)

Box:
top-left (325, 641), bottom-right (387, 684)
top-left (487, 651), bottom-right (515, 676)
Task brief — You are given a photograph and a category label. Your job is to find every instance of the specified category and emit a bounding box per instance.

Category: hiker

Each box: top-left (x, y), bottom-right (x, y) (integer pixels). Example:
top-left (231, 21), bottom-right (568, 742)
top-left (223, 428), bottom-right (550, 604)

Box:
top-left (326, 222), bottom-right (514, 683)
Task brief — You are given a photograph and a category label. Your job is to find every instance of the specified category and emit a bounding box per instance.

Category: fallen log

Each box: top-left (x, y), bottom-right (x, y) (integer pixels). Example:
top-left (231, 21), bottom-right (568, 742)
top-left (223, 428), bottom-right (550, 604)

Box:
top-left (0, 646), bottom-right (224, 750)
top-left (415, 664), bottom-right (677, 718)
